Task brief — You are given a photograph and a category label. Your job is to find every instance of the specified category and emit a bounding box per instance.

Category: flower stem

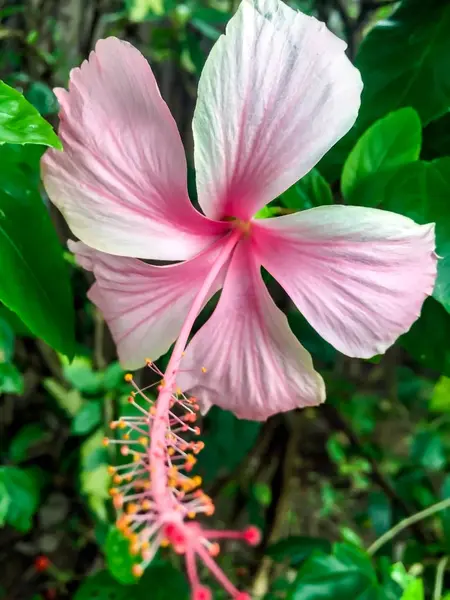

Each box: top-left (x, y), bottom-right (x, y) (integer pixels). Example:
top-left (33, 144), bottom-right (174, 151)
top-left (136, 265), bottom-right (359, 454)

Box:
top-left (433, 556), bottom-right (448, 600)
top-left (149, 231), bottom-right (241, 508)
top-left (367, 497), bottom-right (450, 556)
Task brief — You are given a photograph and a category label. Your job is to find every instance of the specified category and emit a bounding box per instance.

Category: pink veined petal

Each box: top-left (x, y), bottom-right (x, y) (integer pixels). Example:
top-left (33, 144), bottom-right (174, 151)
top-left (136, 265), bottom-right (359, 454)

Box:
top-left (69, 238), bottom-right (230, 369)
top-left (192, 0), bottom-right (362, 221)
top-left (42, 38), bottom-right (226, 261)
top-left (177, 240), bottom-right (325, 421)
top-left (253, 206), bottom-right (437, 359)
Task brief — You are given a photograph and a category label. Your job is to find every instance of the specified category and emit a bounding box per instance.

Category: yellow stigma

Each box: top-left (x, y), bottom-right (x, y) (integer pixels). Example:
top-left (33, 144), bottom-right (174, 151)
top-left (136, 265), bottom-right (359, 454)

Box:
top-left (124, 373), bottom-right (133, 382)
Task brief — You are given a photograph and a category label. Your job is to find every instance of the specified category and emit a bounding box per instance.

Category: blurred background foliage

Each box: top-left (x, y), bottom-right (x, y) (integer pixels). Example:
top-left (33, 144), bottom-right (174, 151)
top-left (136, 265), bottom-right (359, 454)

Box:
top-left (1, 0), bottom-right (450, 598)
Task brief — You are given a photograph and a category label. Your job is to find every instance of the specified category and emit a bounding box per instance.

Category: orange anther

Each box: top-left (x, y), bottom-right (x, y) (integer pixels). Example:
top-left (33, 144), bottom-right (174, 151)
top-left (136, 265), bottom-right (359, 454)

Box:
top-left (126, 503), bottom-right (139, 514)
top-left (113, 495), bottom-right (124, 510)
top-left (124, 373), bottom-right (133, 382)
top-left (132, 564), bottom-right (143, 578)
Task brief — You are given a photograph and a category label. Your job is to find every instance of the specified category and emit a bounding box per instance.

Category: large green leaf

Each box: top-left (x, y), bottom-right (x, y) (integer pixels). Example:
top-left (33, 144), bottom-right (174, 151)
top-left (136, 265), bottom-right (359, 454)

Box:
top-left (75, 565), bottom-right (188, 600)
top-left (0, 183), bottom-right (75, 357)
top-left (0, 81), bottom-right (61, 147)
top-left (356, 0), bottom-right (450, 131)
top-left (74, 571), bottom-right (131, 600)
top-left (341, 108), bottom-right (421, 199)
top-left (288, 543), bottom-right (383, 600)
top-left (319, 0), bottom-right (450, 181)
top-left (401, 579), bottom-right (424, 600)
top-left (281, 168), bottom-right (332, 210)
top-left (137, 564), bottom-right (189, 599)
top-left (105, 527), bottom-right (139, 585)
top-left (0, 466), bottom-right (40, 532)
top-left (422, 112), bottom-right (450, 160)
top-left (401, 298), bottom-right (450, 376)
top-left (266, 536), bottom-right (331, 566)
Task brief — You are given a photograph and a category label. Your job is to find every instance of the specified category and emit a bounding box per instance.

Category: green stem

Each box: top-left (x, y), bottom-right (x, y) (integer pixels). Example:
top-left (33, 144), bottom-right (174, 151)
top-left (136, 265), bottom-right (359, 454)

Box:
top-left (367, 497), bottom-right (450, 556)
top-left (433, 556), bottom-right (448, 600)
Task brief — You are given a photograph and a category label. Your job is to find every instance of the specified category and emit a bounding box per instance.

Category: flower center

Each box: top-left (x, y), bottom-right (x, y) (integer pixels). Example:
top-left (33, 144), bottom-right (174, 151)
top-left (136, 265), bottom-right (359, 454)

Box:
top-left (224, 217), bottom-right (252, 236)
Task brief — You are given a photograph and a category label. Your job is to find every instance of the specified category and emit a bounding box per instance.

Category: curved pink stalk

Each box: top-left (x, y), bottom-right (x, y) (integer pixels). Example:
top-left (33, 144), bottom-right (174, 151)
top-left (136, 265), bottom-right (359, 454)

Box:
top-left (106, 230), bottom-right (260, 599)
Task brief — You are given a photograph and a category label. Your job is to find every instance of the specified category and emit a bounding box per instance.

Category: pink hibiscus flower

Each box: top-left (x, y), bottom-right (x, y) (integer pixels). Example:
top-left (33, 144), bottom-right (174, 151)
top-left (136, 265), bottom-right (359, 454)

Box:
top-left (41, 1), bottom-right (437, 596)
top-left (42, 0), bottom-right (436, 421)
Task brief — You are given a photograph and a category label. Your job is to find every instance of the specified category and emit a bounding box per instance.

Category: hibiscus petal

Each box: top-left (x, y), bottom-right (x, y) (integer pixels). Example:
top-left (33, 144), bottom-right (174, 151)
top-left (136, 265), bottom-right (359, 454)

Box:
top-left (43, 38), bottom-right (225, 261)
top-left (178, 240), bottom-right (325, 421)
top-left (69, 239), bottom-right (228, 369)
top-left (253, 206), bottom-right (437, 359)
top-left (193, 0), bottom-right (362, 221)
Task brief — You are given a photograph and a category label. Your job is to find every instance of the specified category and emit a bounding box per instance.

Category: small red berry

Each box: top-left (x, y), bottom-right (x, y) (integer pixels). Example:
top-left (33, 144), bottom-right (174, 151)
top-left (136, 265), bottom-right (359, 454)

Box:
top-left (34, 555), bottom-right (51, 572)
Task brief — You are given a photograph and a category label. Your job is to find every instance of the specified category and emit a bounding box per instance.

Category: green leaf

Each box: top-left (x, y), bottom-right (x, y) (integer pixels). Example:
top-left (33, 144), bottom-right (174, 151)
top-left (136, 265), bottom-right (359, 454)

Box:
top-left (430, 376), bottom-right (450, 412)
top-left (401, 579), bottom-right (424, 600)
top-left (401, 298), bottom-right (450, 376)
top-left (368, 492), bottom-right (392, 537)
top-left (422, 112), bottom-right (450, 160)
top-left (281, 168), bottom-right (332, 210)
top-left (253, 482), bottom-right (272, 507)
top-left (44, 379), bottom-right (84, 417)
top-left (9, 424), bottom-right (48, 462)
top-left (288, 543), bottom-right (382, 600)
top-left (74, 571), bottom-right (130, 600)
top-left (319, 0), bottom-right (450, 181)
top-left (0, 317), bottom-right (14, 362)
top-left (25, 82), bottom-right (58, 116)
top-left (105, 527), bottom-right (140, 585)
top-left (0, 185), bottom-right (75, 357)
top-left (342, 108), bottom-right (421, 199)
top-left (103, 362), bottom-right (125, 391)
top-left (75, 565), bottom-right (189, 600)
top-left (266, 536), bottom-right (331, 566)
top-left (63, 357), bottom-right (103, 394)
top-left (80, 429), bottom-right (110, 522)
top-left (0, 81), bottom-right (61, 147)
top-left (356, 0), bottom-right (450, 131)
top-left (0, 362), bottom-right (23, 394)
top-left (137, 564), bottom-right (189, 599)
top-left (196, 406), bottom-right (261, 484)
top-left (0, 303), bottom-right (31, 336)
top-left (411, 431), bottom-right (446, 471)
top-left (72, 401), bottom-right (102, 435)
top-left (0, 466), bottom-right (40, 532)
top-left (0, 479), bottom-right (11, 526)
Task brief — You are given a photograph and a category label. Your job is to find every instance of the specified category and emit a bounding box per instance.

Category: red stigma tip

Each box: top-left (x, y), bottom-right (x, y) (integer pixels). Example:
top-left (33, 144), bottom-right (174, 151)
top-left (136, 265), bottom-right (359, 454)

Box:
top-left (192, 585), bottom-right (212, 600)
top-left (243, 526), bottom-right (261, 546)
